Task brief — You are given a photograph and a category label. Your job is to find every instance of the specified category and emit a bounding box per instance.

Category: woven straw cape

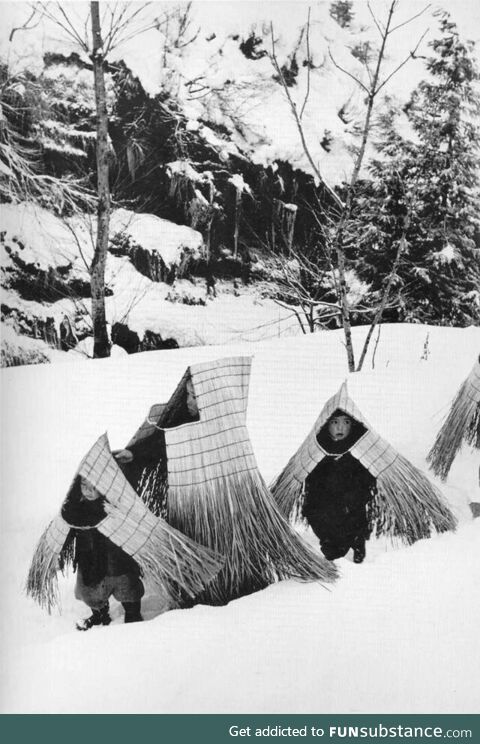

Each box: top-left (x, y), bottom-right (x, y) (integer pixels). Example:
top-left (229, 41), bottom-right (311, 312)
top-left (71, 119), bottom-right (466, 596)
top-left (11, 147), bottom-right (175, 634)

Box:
top-left (271, 382), bottom-right (456, 544)
top-left (427, 354), bottom-right (480, 480)
top-left (26, 433), bottom-right (224, 613)
top-left (127, 356), bottom-right (337, 604)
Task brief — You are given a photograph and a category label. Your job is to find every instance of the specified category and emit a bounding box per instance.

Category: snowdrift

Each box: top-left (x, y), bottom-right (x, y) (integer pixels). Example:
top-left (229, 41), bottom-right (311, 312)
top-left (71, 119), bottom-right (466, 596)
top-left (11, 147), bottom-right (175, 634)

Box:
top-left (1, 323), bottom-right (479, 713)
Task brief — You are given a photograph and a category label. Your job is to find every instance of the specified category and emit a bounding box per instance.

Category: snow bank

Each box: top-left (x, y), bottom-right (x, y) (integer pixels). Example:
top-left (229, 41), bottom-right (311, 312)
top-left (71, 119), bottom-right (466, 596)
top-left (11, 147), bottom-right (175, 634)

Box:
top-left (1, 202), bottom-right (209, 354)
top-left (1, 203), bottom-right (203, 274)
top-left (1, 202), bottom-right (88, 272)
top-left (1, 323), bottom-right (479, 713)
top-left (110, 208), bottom-right (203, 267)
top-left (106, 279), bottom-right (299, 348)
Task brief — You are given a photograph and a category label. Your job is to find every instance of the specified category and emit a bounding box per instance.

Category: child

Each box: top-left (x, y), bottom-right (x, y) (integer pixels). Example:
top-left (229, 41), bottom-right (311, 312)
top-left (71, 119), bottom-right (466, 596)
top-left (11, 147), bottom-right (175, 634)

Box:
top-left (272, 382), bottom-right (456, 555)
top-left (61, 475), bottom-right (144, 630)
top-left (113, 373), bottom-right (200, 513)
top-left (115, 357), bottom-right (337, 605)
top-left (303, 410), bottom-right (376, 563)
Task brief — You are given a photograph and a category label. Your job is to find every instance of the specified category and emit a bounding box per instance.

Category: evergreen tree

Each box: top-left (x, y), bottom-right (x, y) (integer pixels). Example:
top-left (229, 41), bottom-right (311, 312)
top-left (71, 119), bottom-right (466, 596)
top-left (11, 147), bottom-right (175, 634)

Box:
top-left (353, 14), bottom-right (480, 326)
top-left (329, 1), bottom-right (354, 29)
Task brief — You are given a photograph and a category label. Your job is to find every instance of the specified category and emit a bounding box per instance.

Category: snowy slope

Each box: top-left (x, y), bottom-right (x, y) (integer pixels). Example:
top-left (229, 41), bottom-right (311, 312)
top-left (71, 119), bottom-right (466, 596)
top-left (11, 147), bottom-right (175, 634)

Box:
top-left (1, 200), bottom-right (299, 359)
top-left (3, 1), bottom-right (479, 188)
top-left (1, 323), bottom-right (479, 713)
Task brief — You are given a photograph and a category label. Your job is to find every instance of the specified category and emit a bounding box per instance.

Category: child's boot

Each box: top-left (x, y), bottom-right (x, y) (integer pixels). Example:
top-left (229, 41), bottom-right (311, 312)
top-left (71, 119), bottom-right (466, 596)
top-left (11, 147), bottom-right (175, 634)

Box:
top-left (76, 604), bottom-right (111, 631)
top-left (122, 601), bottom-right (143, 624)
top-left (353, 536), bottom-right (366, 564)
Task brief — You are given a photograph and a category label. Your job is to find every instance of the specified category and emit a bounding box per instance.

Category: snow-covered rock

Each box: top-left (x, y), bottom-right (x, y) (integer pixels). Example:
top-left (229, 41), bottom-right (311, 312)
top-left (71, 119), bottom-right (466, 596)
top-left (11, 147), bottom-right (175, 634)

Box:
top-left (110, 208), bottom-right (203, 268)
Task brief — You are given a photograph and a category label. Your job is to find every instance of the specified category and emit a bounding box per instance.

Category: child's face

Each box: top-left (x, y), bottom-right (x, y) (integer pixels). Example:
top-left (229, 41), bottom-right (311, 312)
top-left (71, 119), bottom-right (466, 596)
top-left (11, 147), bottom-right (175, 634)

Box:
top-left (80, 477), bottom-right (99, 501)
top-left (328, 414), bottom-right (352, 441)
top-left (185, 378), bottom-right (198, 416)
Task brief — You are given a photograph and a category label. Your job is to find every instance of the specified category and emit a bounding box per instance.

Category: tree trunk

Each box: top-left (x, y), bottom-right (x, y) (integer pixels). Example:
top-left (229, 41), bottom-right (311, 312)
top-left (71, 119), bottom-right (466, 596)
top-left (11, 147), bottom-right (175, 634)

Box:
top-left (334, 235), bottom-right (356, 370)
top-left (356, 215), bottom-right (410, 371)
top-left (233, 187), bottom-right (241, 258)
top-left (90, 1), bottom-right (111, 358)
top-left (331, 1), bottom-right (396, 372)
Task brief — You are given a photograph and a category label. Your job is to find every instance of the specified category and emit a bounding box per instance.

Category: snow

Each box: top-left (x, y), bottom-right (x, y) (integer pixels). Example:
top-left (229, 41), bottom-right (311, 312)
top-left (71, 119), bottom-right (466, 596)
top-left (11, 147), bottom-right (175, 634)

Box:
top-left (3, 1), bottom-right (479, 186)
top-left (1, 322), bottom-right (479, 713)
top-left (1, 197), bottom-right (304, 353)
top-left (2, 202), bottom-right (219, 352)
top-left (0, 324), bottom-right (52, 362)
top-left (432, 243), bottom-right (457, 265)
top-left (105, 278), bottom-right (300, 348)
top-left (229, 173), bottom-right (252, 194)
top-left (167, 160), bottom-right (203, 182)
top-left (1, 203), bottom-right (86, 272)
top-left (110, 208), bottom-right (203, 267)
top-left (1, 203), bottom-right (203, 275)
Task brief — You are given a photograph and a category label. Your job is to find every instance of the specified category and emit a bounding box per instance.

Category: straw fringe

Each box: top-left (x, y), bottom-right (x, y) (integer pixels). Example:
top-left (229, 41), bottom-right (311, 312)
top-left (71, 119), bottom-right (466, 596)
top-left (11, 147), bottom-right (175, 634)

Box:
top-left (427, 358), bottom-right (480, 480)
top-left (270, 456), bottom-right (306, 522)
top-left (26, 433), bottom-right (224, 613)
top-left (167, 468), bottom-right (337, 606)
top-left (127, 357), bottom-right (336, 605)
top-left (374, 454), bottom-right (457, 543)
top-left (101, 500), bottom-right (223, 603)
top-left (26, 516), bottom-right (72, 613)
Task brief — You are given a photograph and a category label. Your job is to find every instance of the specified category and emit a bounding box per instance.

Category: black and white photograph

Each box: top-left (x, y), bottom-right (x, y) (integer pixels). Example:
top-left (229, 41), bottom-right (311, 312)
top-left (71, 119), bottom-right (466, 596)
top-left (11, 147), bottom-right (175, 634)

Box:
top-left (1, 0), bottom-right (479, 716)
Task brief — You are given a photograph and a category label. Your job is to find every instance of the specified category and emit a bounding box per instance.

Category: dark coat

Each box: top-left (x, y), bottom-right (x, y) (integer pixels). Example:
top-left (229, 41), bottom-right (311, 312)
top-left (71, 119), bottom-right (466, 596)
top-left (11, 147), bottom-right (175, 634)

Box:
top-left (303, 415), bottom-right (376, 546)
top-left (119, 397), bottom-right (199, 514)
top-left (303, 452), bottom-right (376, 544)
top-left (61, 484), bottom-right (140, 587)
top-left (122, 428), bottom-right (168, 492)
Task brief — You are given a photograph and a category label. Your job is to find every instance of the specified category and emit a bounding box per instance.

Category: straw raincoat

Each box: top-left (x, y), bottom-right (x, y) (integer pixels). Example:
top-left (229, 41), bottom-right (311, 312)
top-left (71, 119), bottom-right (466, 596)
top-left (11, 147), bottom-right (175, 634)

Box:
top-left (27, 433), bottom-right (224, 613)
top-left (125, 356), bottom-right (337, 604)
top-left (272, 382), bottom-right (456, 544)
top-left (428, 354), bottom-right (480, 480)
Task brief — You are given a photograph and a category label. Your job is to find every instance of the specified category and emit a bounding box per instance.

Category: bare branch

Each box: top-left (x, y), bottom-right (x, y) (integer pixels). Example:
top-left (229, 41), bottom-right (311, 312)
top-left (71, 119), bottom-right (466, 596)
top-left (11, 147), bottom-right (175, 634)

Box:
top-left (274, 301), bottom-right (307, 333)
top-left (9, 7), bottom-right (41, 42)
top-left (299, 7), bottom-right (311, 121)
top-left (270, 23), bottom-right (344, 210)
top-left (62, 218), bottom-right (91, 273)
top-left (55, 2), bottom-right (90, 51)
top-left (389, 4), bottom-right (431, 34)
top-left (328, 48), bottom-right (370, 94)
top-left (371, 324), bottom-right (382, 369)
top-left (109, 16), bottom-right (170, 52)
top-left (103, 4), bottom-right (131, 55)
top-left (367, 2), bottom-right (386, 38)
top-left (364, 55), bottom-right (374, 87)
top-left (375, 29), bottom-right (429, 95)
top-left (104, 3), bottom-right (169, 55)
top-left (101, 4), bottom-right (120, 56)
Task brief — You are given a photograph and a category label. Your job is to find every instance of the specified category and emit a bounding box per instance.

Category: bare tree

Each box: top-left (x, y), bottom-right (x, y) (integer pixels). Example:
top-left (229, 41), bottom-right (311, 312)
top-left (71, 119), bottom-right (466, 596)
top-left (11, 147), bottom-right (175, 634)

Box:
top-left (270, 0), bottom-right (429, 371)
top-left (89, 1), bottom-right (110, 357)
top-left (32, 1), bottom-right (168, 357)
top-left (260, 247), bottom-right (340, 333)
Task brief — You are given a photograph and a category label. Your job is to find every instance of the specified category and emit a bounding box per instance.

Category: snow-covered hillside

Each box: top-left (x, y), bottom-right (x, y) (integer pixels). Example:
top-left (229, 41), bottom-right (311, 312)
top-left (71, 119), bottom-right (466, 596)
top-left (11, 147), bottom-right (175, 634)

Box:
top-left (2, 2), bottom-right (480, 362)
top-left (2, 202), bottom-right (299, 362)
top-left (3, 1), bottom-right (479, 186)
top-left (1, 323), bottom-right (479, 713)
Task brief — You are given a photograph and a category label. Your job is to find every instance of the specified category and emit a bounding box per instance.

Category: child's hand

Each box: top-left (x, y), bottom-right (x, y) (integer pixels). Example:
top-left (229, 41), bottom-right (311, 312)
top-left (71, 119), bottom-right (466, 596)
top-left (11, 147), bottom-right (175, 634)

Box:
top-left (113, 449), bottom-right (134, 464)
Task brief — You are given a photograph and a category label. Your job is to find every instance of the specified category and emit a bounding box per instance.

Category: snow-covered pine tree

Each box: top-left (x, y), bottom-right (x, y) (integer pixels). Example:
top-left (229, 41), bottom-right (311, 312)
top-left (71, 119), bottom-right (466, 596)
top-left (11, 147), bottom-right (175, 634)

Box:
top-left (352, 13), bottom-right (480, 326)
top-left (329, 1), bottom-right (354, 29)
